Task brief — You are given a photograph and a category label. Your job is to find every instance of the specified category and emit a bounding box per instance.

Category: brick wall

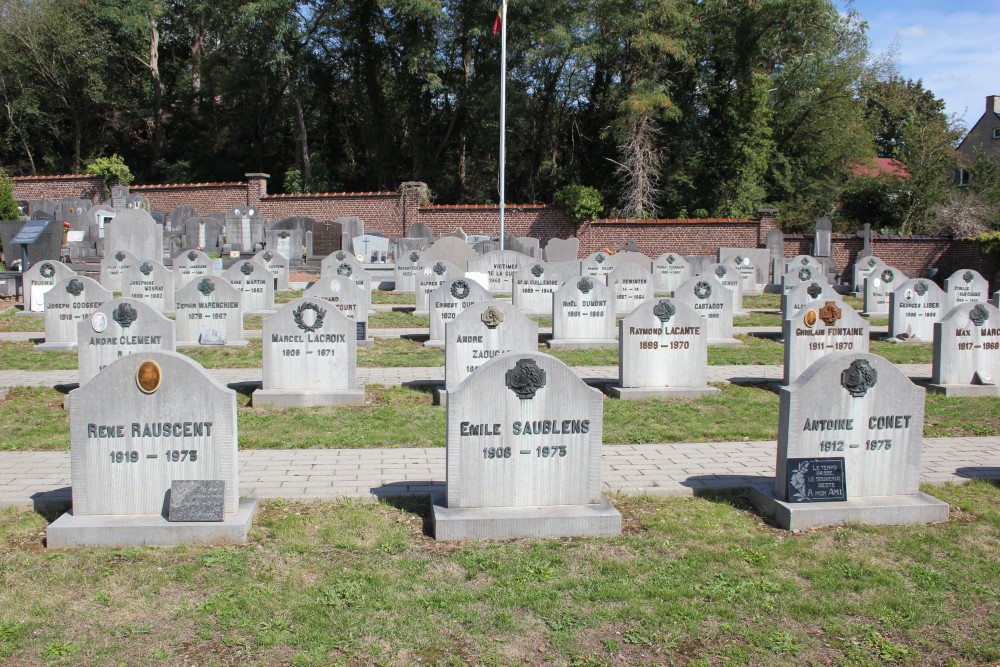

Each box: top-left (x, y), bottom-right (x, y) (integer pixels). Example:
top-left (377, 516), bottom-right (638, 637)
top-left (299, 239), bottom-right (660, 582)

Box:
top-left (258, 192), bottom-right (405, 234)
top-left (576, 218), bottom-right (760, 257)
top-left (415, 204), bottom-right (574, 242)
top-left (12, 174), bottom-right (105, 203)
top-left (131, 182), bottom-right (248, 215)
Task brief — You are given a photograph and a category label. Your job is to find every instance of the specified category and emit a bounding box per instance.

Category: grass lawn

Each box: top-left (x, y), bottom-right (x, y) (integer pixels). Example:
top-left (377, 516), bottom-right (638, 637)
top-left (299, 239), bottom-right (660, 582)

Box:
top-left (0, 307), bottom-right (43, 333)
top-left (1, 482), bottom-right (999, 665)
top-left (3, 383), bottom-right (997, 452)
top-left (372, 290), bottom-right (416, 305)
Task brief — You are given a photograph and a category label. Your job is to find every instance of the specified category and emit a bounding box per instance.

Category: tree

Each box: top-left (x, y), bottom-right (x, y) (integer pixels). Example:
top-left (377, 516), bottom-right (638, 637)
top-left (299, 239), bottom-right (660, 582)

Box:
top-left (0, 168), bottom-right (19, 221)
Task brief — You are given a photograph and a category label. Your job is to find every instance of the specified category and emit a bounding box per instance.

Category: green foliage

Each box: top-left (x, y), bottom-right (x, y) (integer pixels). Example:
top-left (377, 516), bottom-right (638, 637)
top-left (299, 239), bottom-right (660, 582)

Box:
top-left (973, 231), bottom-right (1000, 267)
top-left (283, 169), bottom-right (303, 194)
top-left (838, 175), bottom-right (909, 231)
top-left (85, 154), bottom-right (133, 191)
top-left (554, 184), bottom-right (604, 224)
top-left (0, 168), bottom-right (19, 221)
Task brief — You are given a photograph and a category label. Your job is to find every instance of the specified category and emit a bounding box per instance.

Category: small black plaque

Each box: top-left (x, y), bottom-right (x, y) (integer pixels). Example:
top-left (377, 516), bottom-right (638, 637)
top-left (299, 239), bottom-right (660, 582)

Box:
top-left (168, 480), bottom-right (225, 522)
top-left (786, 458), bottom-right (847, 503)
top-left (11, 219), bottom-right (52, 245)
top-left (356, 321), bottom-right (367, 341)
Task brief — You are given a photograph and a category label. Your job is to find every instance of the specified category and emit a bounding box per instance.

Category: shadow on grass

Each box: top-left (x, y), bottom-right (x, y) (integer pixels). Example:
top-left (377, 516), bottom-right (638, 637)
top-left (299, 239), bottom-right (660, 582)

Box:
top-left (371, 490), bottom-right (437, 536)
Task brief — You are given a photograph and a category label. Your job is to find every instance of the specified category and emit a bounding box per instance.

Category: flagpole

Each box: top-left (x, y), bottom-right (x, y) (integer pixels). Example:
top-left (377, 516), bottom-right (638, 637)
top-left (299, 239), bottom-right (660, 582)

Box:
top-left (498, 0), bottom-right (507, 251)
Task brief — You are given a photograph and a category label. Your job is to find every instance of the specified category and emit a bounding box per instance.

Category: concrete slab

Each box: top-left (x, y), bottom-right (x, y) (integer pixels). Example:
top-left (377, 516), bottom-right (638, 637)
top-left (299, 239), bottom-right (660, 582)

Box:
top-left (608, 385), bottom-right (721, 400)
top-left (924, 384), bottom-right (1000, 398)
top-left (252, 389), bottom-right (366, 408)
top-left (750, 489), bottom-right (949, 531)
top-left (432, 495), bottom-right (621, 541)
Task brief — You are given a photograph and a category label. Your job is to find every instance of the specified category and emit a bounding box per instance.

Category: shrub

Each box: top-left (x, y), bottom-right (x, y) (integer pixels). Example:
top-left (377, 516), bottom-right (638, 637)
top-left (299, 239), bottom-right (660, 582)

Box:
top-left (554, 184), bottom-right (603, 225)
top-left (0, 168), bottom-right (19, 221)
top-left (85, 155), bottom-right (133, 192)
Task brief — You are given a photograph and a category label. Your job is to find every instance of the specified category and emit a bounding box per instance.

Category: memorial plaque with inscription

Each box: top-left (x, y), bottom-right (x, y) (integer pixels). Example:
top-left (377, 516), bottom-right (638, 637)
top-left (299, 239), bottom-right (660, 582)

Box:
top-left (888, 279), bottom-right (945, 341)
top-left (701, 263), bottom-right (744, 314)
top-left (852, 256), bottom-right (885, 292)
top-left (785, 458), bottom-right (847, 503)
top-left (21, 260), bottom-right (77, 312)
top-left (511, 261), bottom-right (565, 316)
top-left (223, 259), bottom-right (276, 314)
top-left (783, 300), bottom-right (868, 384)
top-left (548, 277), bottom-right (617, 349)
top-left (173, 249), bottom-right (213, 291)
top-left (652, 253), bottom-right (694, 294)
top-left (781, 281), bottom-right (840, 321)
top-left (394, 249), bottom-right (424, 292)
top-left (304, 275), bottom-right (371, 345)
top-left (467, 249), bottom-right (530, 293)
top-left (445, 300), bottom-right (538, 389)
top-left (426, 278), bottom-right (491, 346)
top-left (929, 302), bottom-right (1000, 396)
top-left (609, 262), bottom-right (654, 316)
top-left (944, 269), bottom-right (989, 309)
top-left (100, 250), bottom-right (139, 292)
top-left (581, 251), bottom-right (617, 284)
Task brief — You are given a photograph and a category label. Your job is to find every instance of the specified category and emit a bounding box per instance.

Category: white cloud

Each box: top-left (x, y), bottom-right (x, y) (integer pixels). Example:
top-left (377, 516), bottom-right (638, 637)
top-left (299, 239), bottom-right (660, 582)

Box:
top-left (898, 25), bottom-right (927, 38)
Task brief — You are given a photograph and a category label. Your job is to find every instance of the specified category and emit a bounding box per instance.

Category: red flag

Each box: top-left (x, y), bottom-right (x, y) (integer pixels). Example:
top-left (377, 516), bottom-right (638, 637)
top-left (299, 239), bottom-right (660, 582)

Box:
top-left (492, 0), bottom-right (504, 36)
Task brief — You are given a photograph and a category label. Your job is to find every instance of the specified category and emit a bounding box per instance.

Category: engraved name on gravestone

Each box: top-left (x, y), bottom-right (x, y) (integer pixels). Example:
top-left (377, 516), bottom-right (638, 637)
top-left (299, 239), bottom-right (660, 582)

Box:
top-left (609, 262), bottom-right (654, 316)
top-left (888, 279), bottom-right (945, 342)
top-left (264, 228), bottom-right (303, 266)
top-left (445, 301), bottom-right (538, 390)
top-left (123, 260), bottom-right (175, 313)
top-left (944, 269), bottom-right (989, 309)
top-left (581, 251), bottom-right (616, 284)
top-left (319, 251), bottom-right (373, 316)
top-left (77, 299), bottom-right (176, 385)
top-left (782, 265), bottom-right (824, 295)
top-left (311, 220), bottom-right (343, 257)
top-left (612, 298), bottom-right (718, 399)
top-left (673, 275), bottom-right (738, 344)
top-left (864, 265), bottom-right (905, 316)
top-left (433, 351), bottom-right (620, 541)
top-left (783, 300), bottom-right (869, 384)
top-left (511, 262), bottom-right (564, 316)
top-left (651, 253), bottom-right (692, 294)
top-left (751, 352), bottom-right (948, 530)
top-left (100, 249), bottom-right (138, 292)
top-left (782, 281), bottom-right (840, 321)
top-left (783, 255), bottom-right (823, 276)
top-left (394, 249), bottom-right (424, 292)
top-left (173, 249), bottom-right (213, 290)
top-left (303, 275), bottom-right (371, 345)
top-left (929, 302), bottom-right (1000, 396)
top-left (467, 249), bottom-right (530, 293)
top-left (255, 297), bottom-right (365, 407)
top-left (105, 208), bottom-right (164, 263)
top-left (426, 278), bottom-right (492, 347)
top-left (22, 260), bottom-right (76, 312)
top-left (174, 277), bottom-right (245, 346)
top-left (702, 263), bottom-right (744, 314)
top-left (223, 260), bottom-right (275, 314)
top-left (252, 249), bottom-right (290, 291)
top-left (548, 277), bottom-right (617, 349)
top-left (39, 277), bottom-right (112, 350)
top-left (853, 256), bottom-right (885, 292)
top-left (722, 254), bottom-right (760, 296)
top-left (414, 258), bottom-right (462, 315)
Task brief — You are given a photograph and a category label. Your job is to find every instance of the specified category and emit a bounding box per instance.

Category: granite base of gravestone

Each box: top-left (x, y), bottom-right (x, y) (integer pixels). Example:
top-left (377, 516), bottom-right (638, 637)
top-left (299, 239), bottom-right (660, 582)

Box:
top-left (750, 352), bottom-right (949, 530)
top-left (926, 302), bottom-right (1000, 397)
top-left (610, 298), bottom-right (719, 400)
top-left (431, 351), bottom-right (621, 541)
top-left (547, 277), bottom-right (618, 349)
top-left (46, 352), bottom-right (257, 548)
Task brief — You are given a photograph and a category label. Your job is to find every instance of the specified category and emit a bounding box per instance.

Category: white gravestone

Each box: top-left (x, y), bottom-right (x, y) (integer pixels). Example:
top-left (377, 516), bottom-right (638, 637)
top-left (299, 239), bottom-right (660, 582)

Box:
top-left (673, 275), bottom-right (739, 345)
top-left (928, 302), bottom-right (1000, 396)
top-left (77, 299), bottom-right (176, 386)
top-left (944, 269), bottom-right (989, 309)
top-left (304, 275), bottom-right (372, 346)
top-left (432, 351), bottom-right (621, 540)
top-left (173, 250), bottom-right (213, 291)
top-left (702, 263), bottom-right (744, 314)
top-left (852, 256), bottom-right (885, 292)
top-left (467, 249), bottom-right (530, 293)
top-left (320, 251), bottom-right (373, 317)
top-left (511, 261), bottom-right (565, 316)
top-left (100, 249), bottom-right (139, 292)
top-left (581, 251), bottom-right (616, 284)
top-left (781, 265), bottom-right (823, 295)
top-left (781, 281), bottom-right (840, 321)
top-left (751, 352), bottom-right (949, 530)
top-left (255, 297), bottom-right (365, 407)
top-left (888, 279), bottom-right (945, 342)
top-left (38, 277), bottom-right (112, 350)
top-left (252, 249), bottom-right (290, 291)
top-left (265, 228), bottom-right (303, 266)
top-left (47, 351), bottom-right (256, 547)
top-left (394, 250), bottom-right (424, 292)
top-left (223, 259), bottom-right (276, 315)
top-left (21, 260), bottom-right (76, 313)
top-left (864, 265), bottom-right (905, 316)
top-left (105, 208), bottom-right (164, 263)
top-left (352, 234), bottom-right (390, 263)
top-left (426, 278), bottom-right (492, 348)
top-left (782, 255), bottom-right (824, 276)
top-left (611, 298), bottom-right (719, 399)
top-left (122, 260), bottom-right (175, 314)
top-left (175, 277), bottom-right (246, 347)
top-left (782, 300), bottom-right (869, 384)
top-left (722, 253), bottom-right (760, 295)
top-left (547, 277), bottom-right (617, 349)
top-left (609, 263), bottom-right (654, 317)
top-left (415, 259), bottom-right (463, 315)
top-left (225, 207), bottom-right (263, 253)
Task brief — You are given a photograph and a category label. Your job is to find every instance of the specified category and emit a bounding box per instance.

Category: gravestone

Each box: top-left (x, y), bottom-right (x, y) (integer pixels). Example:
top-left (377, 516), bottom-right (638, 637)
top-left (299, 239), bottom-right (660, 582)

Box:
top-left (319, 251), bottom-right (373, 317)
top-left (55, 198), bottom-right (92, 232)
top-left (765, 228), bottom-right (785, 284)
top-left (547, 277), bottom-right (617, 349)
top-left (390, 237), bottom-right (431, 263)
top-left (77, 299), bottom-right (176, 386)
top-left (445, 227), bottom-right (468, 241)
top-left (751, 352), bottom-right (949, 530)
top-left (702, 263), bottom-right (744, 314)
top-left (167, 204), bottom-right (197, 232)
top-left (424, 235), bottom-right (477, 266)
top-left (467, 249), bottom-right (530, 292)
top-left (394, 249), bottom-right (424, 292)
top-left (173, 249), bottom-right (213, 290)
top-left (927, 302), bottom-right (1000, 396)
top-left (21, 260), bottom-right (77, 312)
top-left (311, 219), bottom-right (344, 257)
top-left (127, 193), bottom-right (150, 211)
top-left (466, 234), bottom-right (491, 248)
top-left (504, 234), bottom-right (540, 258)
top-left (106, 208), bottom-right (164, 262)
top-left (406, 222), bottom-right (435, 243)
top-left (581, 251), bottom-right (616, 284)
top-left (122, 260), bottom-right (175, 313)
top-left (888, 279), bottom-right (946, 342)
top-left (431, 351), bottom-right (620, 541)
top-left (0, 218), bottom-right (62, 268)
top-left (612, 251), bottom-right (653, 268)
top-left (415, 258), bottom-right (462, 315)
top-left (38, 277), bottom-right (112, 350)
top-left (813, 217), bottom-right (833, 257)
top-left (174, 277), bottom-right (246, 347)
top-left (781, 281), bottom-right (841, 321)
top-left (426, 278), bottom-right (492, 348)
top-left (443, 300), bottom-right (538, 400)
top-left (864, 265), bottom-right (905, 316)
top-left (252, 249), bottom-right (290, 291)
top-left (255, 297), bottom-right (365, 407)
top-left (181, 216), bottom-right (224, 253)
top-left (223, 259), bottom-right (276, 314)
top-left (100, 250), bottom-right (138, 291)
top-left (781, 265), bottom-right (824, 295)
top-left (719, 248), bottom-right (771, 288)
top-left (611, 298), bottom-right (718, 399)
top-left (511, 261), bottom-right (567, 316)
top-left (336, 216), bottom-right (365, 249)
top-left (993, 290), bottom-right (999, 308)
top-left (783, 300), bottom-right (869, 384)
top-left (304, 275), bottom-right (372, 346)
top-left (722, 253), bottom-right (760, 296)
top-left (783, 255), bottom-right (824, 275)
top-left (852, 256), bottom-right (885, 292)
top-left (110, 185), bottom-right (129, 211)
top-left (609, 262), bottom-right (654, 316)
top-left (651, 253), bottom-right (692, 294)
top-left (944, 269), bottom-right (989, 309)
top-left (353, 234), bottom-right (390, 263)
top-left (543, 237), bottom-right (580, 263)
top-left (672, 275), bottom-right (739, 345)
top-left (265, 228), bottom-right (304, 266)
top-left (224, 207), bottom-right (264, 253)
top-left (47, 352), bottom-right (256, 547)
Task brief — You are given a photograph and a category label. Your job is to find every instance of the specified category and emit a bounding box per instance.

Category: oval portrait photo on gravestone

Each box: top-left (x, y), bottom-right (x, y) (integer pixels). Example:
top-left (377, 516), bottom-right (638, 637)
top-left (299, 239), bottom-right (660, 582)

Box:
top-left (136, 359), bottom-right (162, 394)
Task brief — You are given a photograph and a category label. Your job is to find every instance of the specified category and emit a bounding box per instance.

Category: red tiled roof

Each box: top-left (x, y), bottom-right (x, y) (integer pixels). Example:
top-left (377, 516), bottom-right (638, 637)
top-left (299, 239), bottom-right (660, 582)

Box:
top-left (10, 173), bottom-right (100, 180)
top-left (133, 182), bottom-right (244, 189)
top-left (850, 158), bottom-right (910, 179)
top-left (263, 191), bottom-right (397, 198)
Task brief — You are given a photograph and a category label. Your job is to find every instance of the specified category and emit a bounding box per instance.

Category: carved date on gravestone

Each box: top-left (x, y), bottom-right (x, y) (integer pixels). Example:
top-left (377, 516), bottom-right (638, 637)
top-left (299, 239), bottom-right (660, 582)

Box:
top-left (786, 458), bottom-right (847, 503)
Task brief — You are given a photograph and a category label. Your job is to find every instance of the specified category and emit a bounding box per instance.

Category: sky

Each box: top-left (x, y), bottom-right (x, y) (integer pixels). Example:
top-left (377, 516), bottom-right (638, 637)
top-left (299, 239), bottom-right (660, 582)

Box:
top-left (838, 0), bottom-right (1000, 131)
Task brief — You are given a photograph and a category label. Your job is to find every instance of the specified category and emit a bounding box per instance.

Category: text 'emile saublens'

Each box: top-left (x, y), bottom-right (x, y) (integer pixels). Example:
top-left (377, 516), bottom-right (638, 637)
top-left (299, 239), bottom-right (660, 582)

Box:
top-left (461, 420), bottom-right (591, 436)
top-left (87, 422), bottom-right (214, 438)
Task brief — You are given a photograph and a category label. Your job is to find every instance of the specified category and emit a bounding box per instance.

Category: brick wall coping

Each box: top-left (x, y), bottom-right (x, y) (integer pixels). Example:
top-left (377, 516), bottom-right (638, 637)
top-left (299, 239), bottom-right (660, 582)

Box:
top-left (263, 191), bottom-right (398, 199)
top-left (782, 233), bottom-right (965, 241)
top-left (132, 181), bottom-right (245, 189)
top-left (420, 203), bottom-right (552, 210)
top-left (12, 173), bottom-right (99, 181)
top-left (592, 217), bottom-right (755, 225)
